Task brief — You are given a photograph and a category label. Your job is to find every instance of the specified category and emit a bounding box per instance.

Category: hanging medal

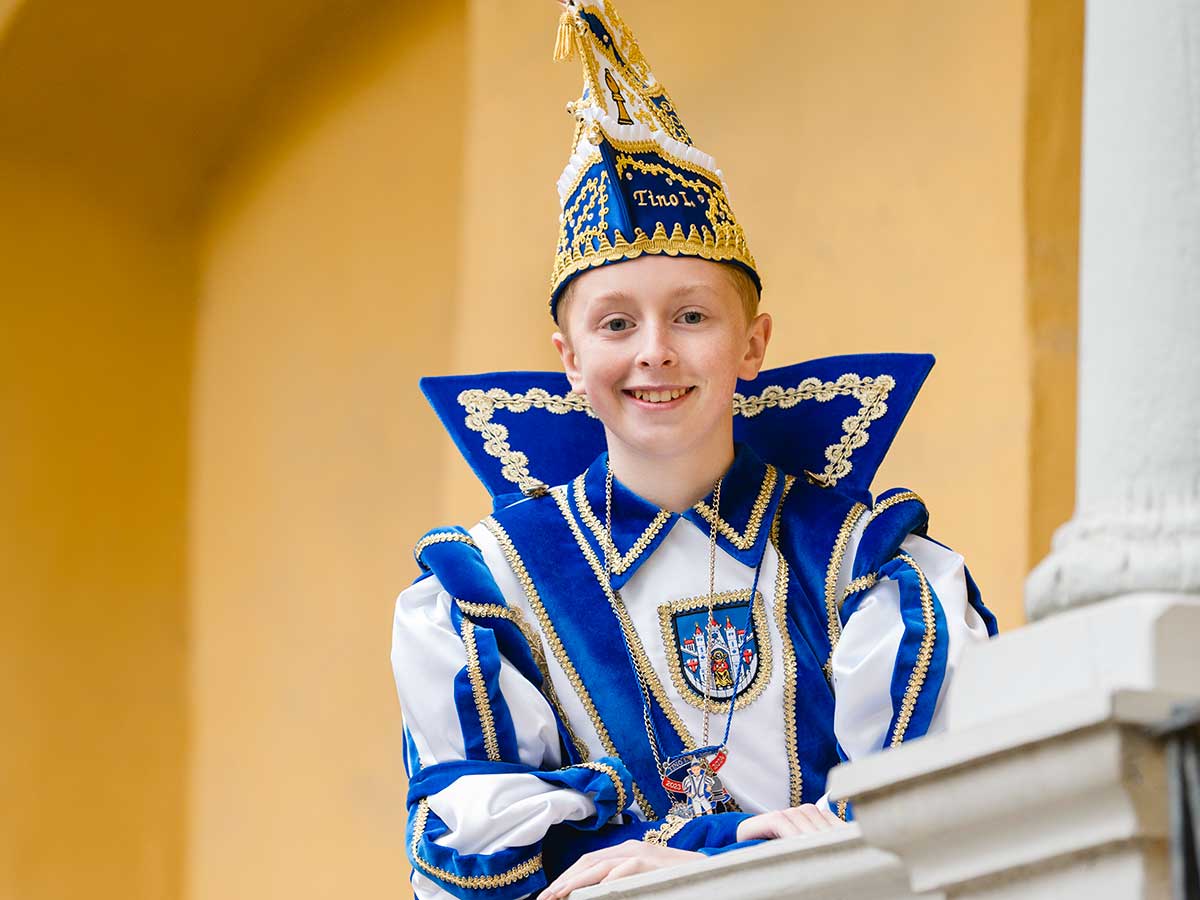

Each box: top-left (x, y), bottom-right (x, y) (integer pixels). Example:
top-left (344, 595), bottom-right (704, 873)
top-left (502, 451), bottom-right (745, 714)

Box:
top-left (660, 749), bottom-right (733, 818)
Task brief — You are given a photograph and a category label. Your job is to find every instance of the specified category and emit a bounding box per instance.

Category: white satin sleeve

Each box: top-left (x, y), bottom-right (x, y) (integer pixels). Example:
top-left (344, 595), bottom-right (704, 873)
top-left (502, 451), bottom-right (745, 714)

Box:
top-left (393, 570), bottom-right (599, 857)
top-left (828, 533), bottom-right (990, 760)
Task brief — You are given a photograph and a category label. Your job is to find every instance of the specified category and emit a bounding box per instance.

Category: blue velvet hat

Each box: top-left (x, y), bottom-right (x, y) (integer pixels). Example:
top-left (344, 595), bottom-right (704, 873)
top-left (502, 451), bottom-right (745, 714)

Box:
top-left (549, 0), bottom-right (759, 319)
top-left (421, 353), bottom-right (935, 506)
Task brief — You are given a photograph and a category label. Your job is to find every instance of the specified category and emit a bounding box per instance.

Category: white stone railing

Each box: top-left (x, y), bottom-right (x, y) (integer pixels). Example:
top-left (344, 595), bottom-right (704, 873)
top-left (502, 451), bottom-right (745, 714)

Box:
top-left (575, 823), bottom-right (925, 900)
top-left (580, 595), bottom-right (1200, 900)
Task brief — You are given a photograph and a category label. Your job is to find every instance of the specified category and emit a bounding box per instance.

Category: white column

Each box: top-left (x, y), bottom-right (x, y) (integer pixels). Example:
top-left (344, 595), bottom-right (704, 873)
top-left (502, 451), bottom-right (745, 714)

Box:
top-left (1025, 0), bottom-right (1200, 619)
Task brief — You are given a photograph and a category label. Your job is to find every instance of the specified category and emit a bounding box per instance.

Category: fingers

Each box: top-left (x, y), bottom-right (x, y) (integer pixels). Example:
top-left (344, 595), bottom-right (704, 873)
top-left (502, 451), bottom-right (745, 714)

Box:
top-left (539, 859), bottom-right (621, 899)
top-left (537, 841), bottom-right (700, 899)
top-left (736, 804), bottom-right (849, 841)
top-left (796, 804), bottom-right (836, 831)
top-left (599, 857), bottom-right (653, 882)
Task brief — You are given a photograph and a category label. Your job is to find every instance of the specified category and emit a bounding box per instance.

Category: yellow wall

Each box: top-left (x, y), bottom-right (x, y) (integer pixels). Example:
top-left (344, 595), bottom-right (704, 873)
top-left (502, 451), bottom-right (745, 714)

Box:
top-left (2, 0), bottom-right (1077, 897)
top-left (0, 159), bottom-right (192, 899)
top-left (189, 5), bottom-right (465, 895)
top-left (1025, 0), bottom-right (1083, 566)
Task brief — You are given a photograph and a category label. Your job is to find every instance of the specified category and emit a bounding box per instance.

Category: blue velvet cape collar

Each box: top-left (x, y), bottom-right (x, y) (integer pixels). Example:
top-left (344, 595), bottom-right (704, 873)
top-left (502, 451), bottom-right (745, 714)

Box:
top-left (566, 443), bottom-right (783, 590)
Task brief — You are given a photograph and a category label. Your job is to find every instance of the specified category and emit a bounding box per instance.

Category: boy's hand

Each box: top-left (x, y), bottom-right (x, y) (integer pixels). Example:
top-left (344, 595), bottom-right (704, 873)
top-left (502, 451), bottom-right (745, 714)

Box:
top-left (537, 840), bottom-right (703, 899)
top-left (736, 804), bottom-right (845, 841)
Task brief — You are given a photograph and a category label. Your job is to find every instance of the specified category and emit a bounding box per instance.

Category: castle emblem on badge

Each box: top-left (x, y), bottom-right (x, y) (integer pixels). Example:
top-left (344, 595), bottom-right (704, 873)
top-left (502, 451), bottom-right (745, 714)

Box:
top-left (658, 589), bottom-right (771, 712)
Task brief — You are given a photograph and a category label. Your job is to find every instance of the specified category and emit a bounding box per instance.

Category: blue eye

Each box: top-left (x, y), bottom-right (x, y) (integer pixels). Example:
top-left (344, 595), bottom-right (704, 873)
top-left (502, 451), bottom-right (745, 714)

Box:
top-left (604, 318), bottom-right (631, 332)
top-left (680, 311), bottom-right (705, 324)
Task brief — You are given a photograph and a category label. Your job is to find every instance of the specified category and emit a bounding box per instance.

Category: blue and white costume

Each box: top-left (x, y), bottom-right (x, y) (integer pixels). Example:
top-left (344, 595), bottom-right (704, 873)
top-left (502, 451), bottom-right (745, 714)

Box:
top-left (394, 358), bottom-right (997, 899)
top-left (392, 3), bottom-right (996, 897)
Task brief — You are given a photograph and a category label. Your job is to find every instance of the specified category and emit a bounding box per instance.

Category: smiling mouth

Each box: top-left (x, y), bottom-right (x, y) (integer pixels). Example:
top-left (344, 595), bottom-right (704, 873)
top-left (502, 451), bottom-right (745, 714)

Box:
top-left (624, 386), bottom-right (696, 404)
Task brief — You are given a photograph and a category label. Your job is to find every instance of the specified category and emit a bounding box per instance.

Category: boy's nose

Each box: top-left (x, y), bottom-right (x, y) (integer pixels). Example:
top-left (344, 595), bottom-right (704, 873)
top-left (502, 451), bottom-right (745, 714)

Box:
top-left (635, 325), bottom-right (678, 368)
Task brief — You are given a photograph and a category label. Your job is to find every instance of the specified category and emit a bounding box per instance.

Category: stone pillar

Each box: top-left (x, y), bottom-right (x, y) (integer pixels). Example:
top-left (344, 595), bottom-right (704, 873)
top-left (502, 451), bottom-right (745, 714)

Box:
top-left (1025, 0), bottom-right (1200, 619)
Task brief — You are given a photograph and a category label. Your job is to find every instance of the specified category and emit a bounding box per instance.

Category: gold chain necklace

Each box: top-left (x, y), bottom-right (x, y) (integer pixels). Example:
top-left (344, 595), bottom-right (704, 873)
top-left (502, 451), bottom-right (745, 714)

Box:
top-left (603, 462), bottom-right (743, 818)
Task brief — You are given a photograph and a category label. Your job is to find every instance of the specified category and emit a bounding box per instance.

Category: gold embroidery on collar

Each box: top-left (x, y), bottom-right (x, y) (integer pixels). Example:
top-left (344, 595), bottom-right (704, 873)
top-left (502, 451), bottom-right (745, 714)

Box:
top-left (572, 474), bottom-right (672, 575)
top-left (458, 389), bottom-right (594, 496)
top-left (413, 531), bottom-right (477, 565)
top-left (455, 599), bottom-right (586, 761)
top-left (770, 474), bottom-right (803, 807)
top-left (656, 589), bottom-right (772, 713)
top-left (888, 552), bottom-right (936, 748)
top-left (410, 799), bottom-right (542, 889)
top-left (734, 374), bottom-right (896, 487)
top-left (691, 463), bottom-right (777, 551)
top-left (456, 373), bottom-right (893, 495)
top-left (576, 760), bottom-right (627, 814)
top-left (481, 515), bottom-right (657, 819)
top-left (457, 614), bottom-right (501, 762)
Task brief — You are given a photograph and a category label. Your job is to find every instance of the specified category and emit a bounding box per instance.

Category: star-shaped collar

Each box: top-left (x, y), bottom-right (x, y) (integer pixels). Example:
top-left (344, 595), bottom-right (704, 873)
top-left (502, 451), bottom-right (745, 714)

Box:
top-left (566, 443), bottom-right (785, 590)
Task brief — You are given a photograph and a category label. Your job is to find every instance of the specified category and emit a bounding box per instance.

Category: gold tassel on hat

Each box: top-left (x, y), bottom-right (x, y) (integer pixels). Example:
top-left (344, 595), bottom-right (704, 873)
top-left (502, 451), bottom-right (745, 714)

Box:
top-left (553, 4), bottom-right (578, 62)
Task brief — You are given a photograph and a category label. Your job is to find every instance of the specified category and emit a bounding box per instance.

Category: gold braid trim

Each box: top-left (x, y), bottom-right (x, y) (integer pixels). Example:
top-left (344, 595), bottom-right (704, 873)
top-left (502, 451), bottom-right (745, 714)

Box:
top-left (888, 553), bottom-right (937, 748)
top-left (454, 600), bottom-right (586, 761)
top-left (823, 502), bottom-right (869, 673)
top-left (836, 799), bottom-right (849, 821)
top-left (551, 220), bottom-right (756, 313)
top-left (573, 474), bottom-right (672, 574)
top-left (410, 799), bottom-right (542, 889)
top-left (868, 490), bottom-right (924, 522)
top-left (734, 374), bottom-right (895, 487)
top-left (840, 574), bottom-right (879, 607)
top-left (456, 374), bottom-right (894, 495)
top-left (552, 487), bottom-right (694, 749)
top-left (457, 614), bottom-right (501, 762)
top-left (691, 464), bottom-right (777, 551)
top-left (642, 814), bottom-right (689, 846)
top-left (413, 531), bottom-right (477, 565)
top-left (825, 492), bottom-right (924, 648)
top-left (458, 389), bottom-right (593, 495)
top-left (553, 486), bottom-right (749, 810)
top-left (770, 475), bottom-right (803, 807)
top-left (481, 515), bottom-right (657, 819)
top-left (576, 760), bottom-right (628, 814)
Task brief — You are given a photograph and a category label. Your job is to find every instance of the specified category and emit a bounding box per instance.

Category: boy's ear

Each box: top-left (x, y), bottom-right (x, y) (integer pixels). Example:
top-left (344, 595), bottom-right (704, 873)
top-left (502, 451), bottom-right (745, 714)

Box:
top-left (552, 331), bottom-right (586, 393)
top-left (737, 312), bottom-right (773, 381)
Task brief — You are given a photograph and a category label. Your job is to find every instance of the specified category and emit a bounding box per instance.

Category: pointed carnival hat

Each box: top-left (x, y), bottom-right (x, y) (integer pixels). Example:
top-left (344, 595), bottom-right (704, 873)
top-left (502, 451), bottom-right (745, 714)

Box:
top-left (549, 0), bottom-right (759, 319)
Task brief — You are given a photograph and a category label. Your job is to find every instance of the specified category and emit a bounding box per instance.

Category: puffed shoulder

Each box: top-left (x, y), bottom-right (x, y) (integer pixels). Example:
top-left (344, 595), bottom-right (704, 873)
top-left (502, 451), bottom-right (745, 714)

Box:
top-left (411, 525), bottom-right (481, 577)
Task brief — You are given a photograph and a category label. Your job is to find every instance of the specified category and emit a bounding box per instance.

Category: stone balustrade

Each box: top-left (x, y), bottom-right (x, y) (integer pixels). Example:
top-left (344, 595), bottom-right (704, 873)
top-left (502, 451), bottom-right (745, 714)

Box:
top-left (579, 595), bottom-right (1199, 900)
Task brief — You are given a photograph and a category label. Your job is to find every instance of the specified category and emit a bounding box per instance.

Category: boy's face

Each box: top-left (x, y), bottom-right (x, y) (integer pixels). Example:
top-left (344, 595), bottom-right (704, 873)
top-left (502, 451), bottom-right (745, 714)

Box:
top-left (552, 256), bottom-right (771, 465)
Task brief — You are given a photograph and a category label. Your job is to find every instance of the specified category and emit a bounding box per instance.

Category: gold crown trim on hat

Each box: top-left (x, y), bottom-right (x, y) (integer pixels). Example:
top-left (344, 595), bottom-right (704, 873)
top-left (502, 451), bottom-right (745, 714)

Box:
top-left (549, 0), bottom-right (759, 304)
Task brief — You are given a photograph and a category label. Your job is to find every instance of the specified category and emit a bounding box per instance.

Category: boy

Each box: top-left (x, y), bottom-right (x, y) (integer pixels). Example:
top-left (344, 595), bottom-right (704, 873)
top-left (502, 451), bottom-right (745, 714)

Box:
top-left (393, 3), bottom-right (996, 898)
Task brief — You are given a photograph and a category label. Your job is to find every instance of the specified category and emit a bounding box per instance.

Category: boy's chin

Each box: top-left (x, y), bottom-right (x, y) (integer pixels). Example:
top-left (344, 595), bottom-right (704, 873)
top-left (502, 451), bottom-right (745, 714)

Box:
top-left (607, 424), bottom-right (714, 461)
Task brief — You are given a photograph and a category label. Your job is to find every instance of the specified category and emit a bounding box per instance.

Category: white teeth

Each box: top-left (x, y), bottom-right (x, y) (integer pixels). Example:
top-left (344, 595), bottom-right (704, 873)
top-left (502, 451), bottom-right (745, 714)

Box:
top-left (632, 388), bottom-right (689, 403)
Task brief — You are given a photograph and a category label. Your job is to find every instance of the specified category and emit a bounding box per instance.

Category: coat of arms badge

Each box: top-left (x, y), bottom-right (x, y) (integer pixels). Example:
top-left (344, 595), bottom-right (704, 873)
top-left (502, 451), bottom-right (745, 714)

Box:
top-left (657, 589), bottom-right (771, 712)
